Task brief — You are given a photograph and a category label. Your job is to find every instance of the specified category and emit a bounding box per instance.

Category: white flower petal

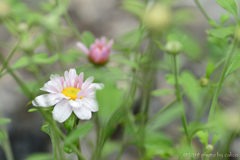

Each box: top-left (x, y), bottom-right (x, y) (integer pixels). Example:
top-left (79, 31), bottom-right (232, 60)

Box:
top-left (89, 83), bottom-right (104, 90)
top-left (82, 76), bottom-right (94, 90)
top-left (73, 106), bottom-right (92, 120)
top-left (40, 83), bottom-right (59, 93)
top-left (78, 72), bottom-right (84, 89)
top-left (82, 97), bottom-right (98, 112)
top-left (50, 74), bottom-right (63, 91)
top-left (52, 99), bottom-right (72, 123)
top-left (69, 69), bottom-right (77, 87)
top-left (69, 99), bottom-right (83, 109)
top-left (32, 93), bottom-right (65, 107)
top-left (64, 71), bottom-right (71, 88)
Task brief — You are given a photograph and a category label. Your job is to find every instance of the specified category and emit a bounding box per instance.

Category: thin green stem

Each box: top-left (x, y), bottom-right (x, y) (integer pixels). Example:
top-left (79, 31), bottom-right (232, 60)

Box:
top-left (40, 112), bottom-right (87, 160)
top-left (172, 55), bottom-right (193, 159)
top-left (208, 30), bottom-right (239, 123)
top-left (0, 53), bottom-right (33, 99)
top-left (50, 125), bottom-right (58, 160)
top-left (0, 36), bottom-right (22, 73)
top-left (193, 0), bottom-right (211, 21)
top-left (63, 13), bottom-right (83, 42)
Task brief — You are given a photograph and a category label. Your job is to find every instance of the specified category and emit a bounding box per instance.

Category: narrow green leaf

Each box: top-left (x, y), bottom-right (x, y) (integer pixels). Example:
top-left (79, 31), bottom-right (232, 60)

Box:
top-left (216, 0), bottom-right (238, 19)
top-left (64, 122), bottom-right (93, 145)
top-left (28, 108), bottom-right (38, 112)
top-left (0, 118), bottom-right (11, 125)
top-left (25, 153), bottom-right (53, 160)
top-left (151, 89), bottom-right (174, 96)
top-left (206, 62), bottom-right (215, 78)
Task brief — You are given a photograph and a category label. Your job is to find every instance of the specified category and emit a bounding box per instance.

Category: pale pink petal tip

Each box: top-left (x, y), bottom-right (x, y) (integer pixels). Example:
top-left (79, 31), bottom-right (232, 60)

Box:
top-left (76, 42), bottom-right (89, 55)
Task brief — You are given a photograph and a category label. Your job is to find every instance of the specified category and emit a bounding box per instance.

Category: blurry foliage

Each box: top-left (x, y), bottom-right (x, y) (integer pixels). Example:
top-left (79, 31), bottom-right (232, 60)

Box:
top-left (0, 0), bottom-right (240, 159)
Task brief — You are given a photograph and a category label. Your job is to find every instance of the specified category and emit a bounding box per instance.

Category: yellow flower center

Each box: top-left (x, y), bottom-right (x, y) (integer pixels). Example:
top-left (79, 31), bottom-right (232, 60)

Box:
top-left (62, 87), bottom-right (80, 100)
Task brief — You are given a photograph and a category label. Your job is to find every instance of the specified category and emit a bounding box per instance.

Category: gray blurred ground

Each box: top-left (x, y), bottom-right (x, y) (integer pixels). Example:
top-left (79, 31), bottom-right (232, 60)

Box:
top-left (0, 0), bottom-right (238, 160)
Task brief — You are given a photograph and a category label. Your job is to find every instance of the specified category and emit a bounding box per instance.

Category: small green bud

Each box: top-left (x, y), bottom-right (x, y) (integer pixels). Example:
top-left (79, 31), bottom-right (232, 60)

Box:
top-left (205, 144), bottom-right (213, 153)
top-left (165, 41), bottom-right (183, 55)
top-left (200, 78), bottom-right (209, 87)
top-left (0, 1), bottom-right (11, 18)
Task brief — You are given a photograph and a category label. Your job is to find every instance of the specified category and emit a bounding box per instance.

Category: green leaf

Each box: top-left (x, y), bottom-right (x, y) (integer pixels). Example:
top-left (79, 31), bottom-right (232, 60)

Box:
top-left (11, 56), bottom-right (30, 70)
top-left (165, 74), bottom-right (182, 85)
top-left (82, 31), bottom-right (95, 48)
top-left (32, 53), bottom-right (58, 64)
top-left (220, 14), bottom-right (230, 25)
top-left (28, 108), bottom-right (38, 112)
top-left (96, 84), bottom-right (123, 123)
top-left (206, 62), bottom-right (215, 78)
top-left (216, 0), bottom-right (238, 19)
top-left (59, 53), bottom-right (78, 63)
top-left (25, 153), bottom-right (53, 160)
top-left (212, 134), bottom-right (221, 145)
top-left (64, 114), bottom-right (75, 131)
top-left (206, 26), bottom-right (235, 39)
top-left (122, 0), bottom-right (145, 18)
top-left (225, 54), bottom-right (240, 76)
top-left (151, 89), bottom-right (174, 96)
top-left (115, 58), bottom-right (139, 69)
top-left (41, 125), bottom-right (51, 135)
top-left (0, 130), bottom-right (6, 141)
top-left (148, 104), bottom-right (181, 130)
top-left (0, 118), bottom-right (11, 125)
top-left (196, 131), bottom-right (209, 146)
top-left (64, 122), bottom-right (93, 145)
top-left (181, 71), bottom-right (199, 107)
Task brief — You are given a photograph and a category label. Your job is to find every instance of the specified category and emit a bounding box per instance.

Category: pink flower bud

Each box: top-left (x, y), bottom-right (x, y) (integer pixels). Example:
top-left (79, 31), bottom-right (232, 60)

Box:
top-left (77, 37), bottom-right (114, 65)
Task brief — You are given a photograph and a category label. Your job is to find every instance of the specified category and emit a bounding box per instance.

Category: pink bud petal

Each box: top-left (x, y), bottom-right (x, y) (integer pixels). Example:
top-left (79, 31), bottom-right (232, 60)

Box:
top-left (76, 42), bottom-right (89, 55)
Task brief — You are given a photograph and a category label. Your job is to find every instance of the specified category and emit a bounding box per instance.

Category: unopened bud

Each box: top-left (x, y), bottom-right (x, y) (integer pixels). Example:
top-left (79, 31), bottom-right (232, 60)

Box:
top-left (200, 78), bottom-right (209, 87)
top-left (143, 3), bottom-right (172, 32)
top-left (18, 23), bottom-right (28, 33)
top-left (165, 41), bottom-right (183, 55)
top-left (205, 144), bottom-right (213, 153)
top-left (0, 1), bottom-right (11, 18)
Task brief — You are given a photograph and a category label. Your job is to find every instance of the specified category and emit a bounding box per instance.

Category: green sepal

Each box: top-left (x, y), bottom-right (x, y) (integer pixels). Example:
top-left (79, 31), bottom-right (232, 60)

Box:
top-left (64, 113), bottom-right (75, 131)
top-left (41, 124), bottom-right (51, 135)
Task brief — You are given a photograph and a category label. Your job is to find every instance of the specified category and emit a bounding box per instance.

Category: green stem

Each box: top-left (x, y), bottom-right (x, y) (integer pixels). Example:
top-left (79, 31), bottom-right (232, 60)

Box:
top-left (40, 112), bottom-right (87, 160)
top-left (172, 55), bottom-right (193, 159)
top-left (50, 125), bottom-right (58, 160)
top-left (193, 0), bottom-right (211, 21)
top-left (208, 31), bottom-right (238, 123)
top-left (63, 13), bottom-right (83, 42)
top-left (0, 36), bottom-right (22, 73)
top-left (173, 55), bottom-right (190, 139)
top-left (0, 53), bottom-right (33, 99)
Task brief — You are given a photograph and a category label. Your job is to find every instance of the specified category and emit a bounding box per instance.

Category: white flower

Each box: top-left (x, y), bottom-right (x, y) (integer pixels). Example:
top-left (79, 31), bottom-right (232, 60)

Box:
top-left (32, 69), bottom-right (103, 123)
